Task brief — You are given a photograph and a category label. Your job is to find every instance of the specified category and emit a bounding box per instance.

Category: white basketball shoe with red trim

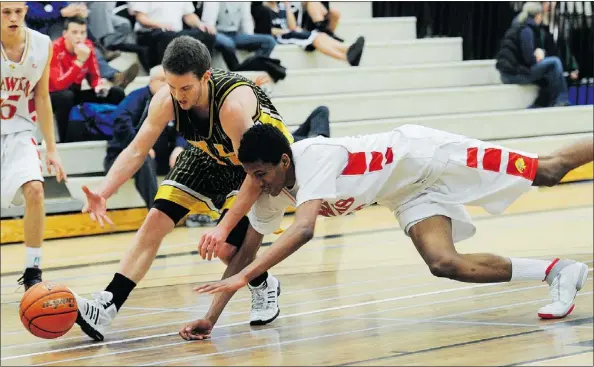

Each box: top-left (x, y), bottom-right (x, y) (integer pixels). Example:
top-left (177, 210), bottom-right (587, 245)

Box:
top-left (538, 258), bottom-right (589, 319)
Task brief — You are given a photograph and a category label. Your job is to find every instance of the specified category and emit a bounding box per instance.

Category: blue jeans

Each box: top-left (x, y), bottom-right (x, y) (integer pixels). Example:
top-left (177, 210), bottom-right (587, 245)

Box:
top-left (215, 31), bottom-right (277, 70)
top-left (95, 49), bottom-right (119, 81)
top-left (500, 56), bottom-right (569, 107)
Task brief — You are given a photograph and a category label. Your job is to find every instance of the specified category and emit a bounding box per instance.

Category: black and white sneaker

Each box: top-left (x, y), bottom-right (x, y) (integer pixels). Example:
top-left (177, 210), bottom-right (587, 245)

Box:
top-left (248, 275), bottom-right (281, 326)
top-left (17, 267), bottom-right (43, 291)
top-left (73, 290), bottom-right (117, 341)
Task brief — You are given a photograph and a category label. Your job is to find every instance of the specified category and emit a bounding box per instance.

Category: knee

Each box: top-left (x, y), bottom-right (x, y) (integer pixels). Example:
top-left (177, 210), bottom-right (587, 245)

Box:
top-left (533, 155), bottom-right (568, 187)
top-left (138, 208), bottom-right (176, 240)
top-left (217, 243), bottom-right (239, 264)
top-left (328, 8), bottom-right (341, 22)
top-left (263, 35), bottom-right (277, 49)
top-left (216, 35), bottom-right (236, 52)
top-left (22, 181), bottom-right (44, 206)
top-left (427, 255), bottom-right (461, 279)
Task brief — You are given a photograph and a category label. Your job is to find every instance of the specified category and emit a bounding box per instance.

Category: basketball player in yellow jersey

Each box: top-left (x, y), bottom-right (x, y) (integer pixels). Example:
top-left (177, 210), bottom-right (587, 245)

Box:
top-left (74, 36), bottom-right (293, 341)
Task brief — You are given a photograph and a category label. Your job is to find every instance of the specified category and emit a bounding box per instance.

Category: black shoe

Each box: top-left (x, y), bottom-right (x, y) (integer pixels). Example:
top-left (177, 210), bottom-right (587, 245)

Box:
top-left (347, 36), bottom-right (365, 66)
top-left (17, 267), bottom-right (43, 291)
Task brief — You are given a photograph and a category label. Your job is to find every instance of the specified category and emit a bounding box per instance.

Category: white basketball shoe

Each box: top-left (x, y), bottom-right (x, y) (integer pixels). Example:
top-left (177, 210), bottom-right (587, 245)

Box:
top-left (538, 259), bottom-right (589, 319)
top-left (248, 274), bottom-right (281, 325)
top-left (73, 290), bottom-right (118, 341)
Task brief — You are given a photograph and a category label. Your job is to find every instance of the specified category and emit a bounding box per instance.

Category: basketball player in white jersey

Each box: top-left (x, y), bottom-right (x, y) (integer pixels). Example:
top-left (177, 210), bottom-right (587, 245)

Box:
top-left (1, 2), bottom-right (67, 289)
top-left (182, 123), bottom-right (592, 340)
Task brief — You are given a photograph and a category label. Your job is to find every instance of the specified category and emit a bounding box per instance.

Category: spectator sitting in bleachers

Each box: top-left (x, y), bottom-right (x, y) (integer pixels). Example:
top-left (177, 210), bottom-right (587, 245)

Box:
top-left (25, 1), bottom-right (140, 90)
top-left (86, 1), bottom-right (135, 50)
top-left (299, 1), bottom-right (343, 42)
top-left (49, 17), bottom-right (128, 142)
top-left (104, 65), bottom-right (189, 210)
top-left (539, 1), bottom-right (579, 81)
top-left (129, 2), bottom-right (216, 69)
top-left (263, 1), bottom-right (364, 66)
top-left (201, 2), bottom-right (277, 71)
top-left (495, 2), bottom-right (570, 107)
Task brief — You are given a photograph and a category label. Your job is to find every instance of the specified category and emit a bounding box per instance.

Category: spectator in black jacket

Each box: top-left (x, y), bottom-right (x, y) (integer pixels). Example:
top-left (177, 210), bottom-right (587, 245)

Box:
top-left (495, 2), bottom-right (570, 107)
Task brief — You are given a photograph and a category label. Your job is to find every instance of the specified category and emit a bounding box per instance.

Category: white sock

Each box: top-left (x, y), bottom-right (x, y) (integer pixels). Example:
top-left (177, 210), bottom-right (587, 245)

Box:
top-left (25, 247), bottom-right (42, 269)
top-left (510, 257), bottom-right (552, 281)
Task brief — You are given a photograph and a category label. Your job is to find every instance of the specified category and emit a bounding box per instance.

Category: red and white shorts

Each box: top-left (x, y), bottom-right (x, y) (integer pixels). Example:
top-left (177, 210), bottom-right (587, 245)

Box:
top-left (391, 132), bottom-right (538, 243)
top-left (1, 130), bottom-right (44, 209)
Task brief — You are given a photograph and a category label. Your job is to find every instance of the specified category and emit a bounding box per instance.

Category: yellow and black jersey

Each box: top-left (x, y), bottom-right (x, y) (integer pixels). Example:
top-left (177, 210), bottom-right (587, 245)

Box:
top-left (172, 68), bottom-right (293, 166)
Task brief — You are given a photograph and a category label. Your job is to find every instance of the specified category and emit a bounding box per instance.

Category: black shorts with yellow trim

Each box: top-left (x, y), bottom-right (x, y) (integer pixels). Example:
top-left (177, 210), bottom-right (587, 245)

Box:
top-left (153, 147), bottom-right (246, 224)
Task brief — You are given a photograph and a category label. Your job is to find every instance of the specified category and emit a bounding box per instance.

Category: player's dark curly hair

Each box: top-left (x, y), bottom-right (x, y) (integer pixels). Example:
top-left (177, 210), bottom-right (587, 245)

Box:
top-left (238, 124), bottom-right (292, 165)
top-left (162, 36), bottom-right (211, 79)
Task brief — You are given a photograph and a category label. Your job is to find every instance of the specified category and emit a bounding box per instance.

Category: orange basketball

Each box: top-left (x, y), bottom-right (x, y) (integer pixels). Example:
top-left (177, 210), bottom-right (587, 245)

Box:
top-left (19, 282), bottom-right (78, 339)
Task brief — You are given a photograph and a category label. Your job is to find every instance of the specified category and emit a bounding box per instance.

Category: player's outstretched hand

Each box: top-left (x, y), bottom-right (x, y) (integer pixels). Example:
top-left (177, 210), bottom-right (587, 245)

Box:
top-left (198, 226), bottom-right (229, 261)
top-left (194, 273), bottom-right (248, 294)
top-left (81, 185), bottom-right (113, 227)
top-left (179, 319), bottom-right (213, 341)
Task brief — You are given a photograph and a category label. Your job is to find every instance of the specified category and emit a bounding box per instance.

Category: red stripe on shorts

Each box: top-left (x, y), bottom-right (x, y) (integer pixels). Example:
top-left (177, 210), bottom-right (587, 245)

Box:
top-left (506, 152), bottom-right (538, 181)
top-left (369, 151), bottom-right (383, 172)
top-left (466, 147), bottom-right (478, 168)
top-left (385, 147), bottom-right (394, 164)
top-left (482, 148), bottom-right (502, 172)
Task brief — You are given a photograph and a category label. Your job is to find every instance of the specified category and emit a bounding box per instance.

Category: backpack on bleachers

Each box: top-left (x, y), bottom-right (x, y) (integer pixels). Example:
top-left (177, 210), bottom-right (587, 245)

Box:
top-left (68, 103), bottom-right (117, 142)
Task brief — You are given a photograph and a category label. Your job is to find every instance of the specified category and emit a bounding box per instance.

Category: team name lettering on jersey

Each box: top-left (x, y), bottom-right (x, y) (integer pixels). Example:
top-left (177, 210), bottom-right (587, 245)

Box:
top-left (1, 77), bottom-right (32, 97)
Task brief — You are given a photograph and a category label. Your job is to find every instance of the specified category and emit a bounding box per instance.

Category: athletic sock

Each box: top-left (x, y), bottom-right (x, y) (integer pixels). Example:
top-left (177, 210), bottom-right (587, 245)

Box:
top-left (509, 258), bottom-right (554, 281)
top-left (104, 273), bottom-right (137, 311)
top-left (25, 247), bottom-right (42, 269)
top-left (249, 271), bottom-right (269, 287)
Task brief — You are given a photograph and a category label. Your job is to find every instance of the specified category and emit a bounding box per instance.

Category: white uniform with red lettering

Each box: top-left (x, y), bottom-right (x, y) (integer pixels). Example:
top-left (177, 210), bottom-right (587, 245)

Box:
top-left (1, 28), bottom-right (50, 208)
top-left (249, 124), bottom-right (539, 243)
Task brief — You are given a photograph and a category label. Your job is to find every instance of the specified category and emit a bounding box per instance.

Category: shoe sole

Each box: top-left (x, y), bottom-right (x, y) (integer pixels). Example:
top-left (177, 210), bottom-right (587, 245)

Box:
top-left (250, 280), bottom-right (281, 326)
top-left (538, 304), bottom-right (575, 319)
top-left (76, 312), bottom-right (104, 341)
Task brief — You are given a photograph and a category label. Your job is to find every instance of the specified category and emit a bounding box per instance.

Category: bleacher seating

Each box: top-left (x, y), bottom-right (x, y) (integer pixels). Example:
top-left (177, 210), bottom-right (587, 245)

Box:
top-left (2, 1), bottom-right (592, 236)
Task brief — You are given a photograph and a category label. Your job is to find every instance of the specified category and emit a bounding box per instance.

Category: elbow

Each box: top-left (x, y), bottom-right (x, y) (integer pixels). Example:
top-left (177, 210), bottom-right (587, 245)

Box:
top-left (298, 226), bottom-right (315, 245)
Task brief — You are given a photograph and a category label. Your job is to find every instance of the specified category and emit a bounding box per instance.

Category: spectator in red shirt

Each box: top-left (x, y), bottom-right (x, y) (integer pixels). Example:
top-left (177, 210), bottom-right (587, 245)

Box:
top-left (49, 17), bottom-right (126, 142)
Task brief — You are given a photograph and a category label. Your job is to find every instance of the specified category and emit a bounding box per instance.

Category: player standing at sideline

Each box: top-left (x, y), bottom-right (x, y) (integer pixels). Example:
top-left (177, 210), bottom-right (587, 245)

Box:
top-left (1, 2), bottom-right (67, 290)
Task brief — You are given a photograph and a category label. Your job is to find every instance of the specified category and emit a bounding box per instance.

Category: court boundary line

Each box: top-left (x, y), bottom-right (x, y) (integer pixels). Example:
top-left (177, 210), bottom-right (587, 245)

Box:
top-left (4, 276), bottom-right (591, 363)
top-left (2, 204), bottom-right (591, 279)
top-left (29, 292), bottom-right (594, 366)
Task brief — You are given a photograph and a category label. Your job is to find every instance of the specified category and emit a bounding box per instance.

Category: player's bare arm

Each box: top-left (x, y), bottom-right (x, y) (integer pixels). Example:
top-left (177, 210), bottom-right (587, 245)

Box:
top-left (185, 86), bottom-right (267, 340)
top-left (196, 199), bottom-right (322, 295)
top-left (82, 86), bottom-right (173, 226)
top-left (35, 43), bottom-right (66, 182)
top-left (198, 85), bottom-right (263, 260)
top-left (179, 226), bottom-right (264, 340)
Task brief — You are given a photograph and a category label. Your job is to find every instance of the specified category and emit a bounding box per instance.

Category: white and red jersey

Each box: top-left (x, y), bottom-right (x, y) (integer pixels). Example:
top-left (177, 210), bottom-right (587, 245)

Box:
top-left (1, 28), bottom-right (50, 135)
top-left (248, 124), bottom-right (538, 239)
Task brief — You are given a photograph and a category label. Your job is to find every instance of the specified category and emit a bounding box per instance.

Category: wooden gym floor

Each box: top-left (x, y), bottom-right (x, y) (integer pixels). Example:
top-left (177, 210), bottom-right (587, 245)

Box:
top-left (1, 182), bottom-right (592, 366)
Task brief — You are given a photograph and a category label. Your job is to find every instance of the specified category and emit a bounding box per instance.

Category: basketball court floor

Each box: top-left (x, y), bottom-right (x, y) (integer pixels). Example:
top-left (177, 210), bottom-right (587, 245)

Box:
top-left (1, 182), bottom-right (592, 366)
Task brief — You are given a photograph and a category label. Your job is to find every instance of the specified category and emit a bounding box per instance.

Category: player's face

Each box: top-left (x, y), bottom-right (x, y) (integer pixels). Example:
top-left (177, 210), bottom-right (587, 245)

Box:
top-left (165, 71), bottom-right (209, 110)
top-left (1, 2), bottom-right (27, 35)
top-left (244, 155), bottom-right (291, 197)
top-left (63, 22), bottom-right (87, 47)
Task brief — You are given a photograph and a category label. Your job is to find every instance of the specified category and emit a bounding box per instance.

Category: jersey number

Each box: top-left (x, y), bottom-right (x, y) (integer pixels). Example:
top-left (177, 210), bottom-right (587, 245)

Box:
top-left (0, 95), bottom-right (20, 120)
